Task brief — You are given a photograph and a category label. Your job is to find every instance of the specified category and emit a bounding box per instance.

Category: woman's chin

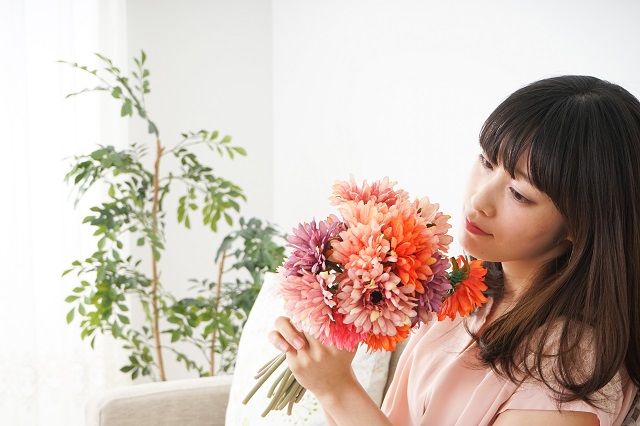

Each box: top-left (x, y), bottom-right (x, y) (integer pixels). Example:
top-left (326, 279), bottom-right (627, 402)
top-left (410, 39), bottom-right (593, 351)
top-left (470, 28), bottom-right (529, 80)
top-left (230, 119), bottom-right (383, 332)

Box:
top-left (458, 234), bottom-right (477, 257)
top-left (459, 239), bottom-right (491, 262)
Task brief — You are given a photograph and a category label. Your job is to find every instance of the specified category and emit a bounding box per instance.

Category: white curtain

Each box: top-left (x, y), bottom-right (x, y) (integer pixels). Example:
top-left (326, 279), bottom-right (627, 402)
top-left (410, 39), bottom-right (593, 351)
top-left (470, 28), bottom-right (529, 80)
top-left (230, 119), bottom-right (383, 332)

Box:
top-left (0, 1), bottom-right (131, 424)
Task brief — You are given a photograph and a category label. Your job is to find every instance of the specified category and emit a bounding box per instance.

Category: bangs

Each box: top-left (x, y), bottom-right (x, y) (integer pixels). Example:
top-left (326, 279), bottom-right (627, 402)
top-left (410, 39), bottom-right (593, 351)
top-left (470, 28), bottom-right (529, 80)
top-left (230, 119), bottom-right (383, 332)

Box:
top-left (478, 82), bottom-right (581, 198)
top-left (479, 115), bottom-right (537, 183)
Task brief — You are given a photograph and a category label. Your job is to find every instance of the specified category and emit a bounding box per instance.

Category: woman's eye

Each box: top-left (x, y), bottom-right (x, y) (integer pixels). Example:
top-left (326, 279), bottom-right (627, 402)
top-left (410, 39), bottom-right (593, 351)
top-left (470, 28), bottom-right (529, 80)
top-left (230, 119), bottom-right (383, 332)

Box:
top-left (509, 187), bottom-right (532, 204)
top-left (478, 154), bottom-right (494, 170)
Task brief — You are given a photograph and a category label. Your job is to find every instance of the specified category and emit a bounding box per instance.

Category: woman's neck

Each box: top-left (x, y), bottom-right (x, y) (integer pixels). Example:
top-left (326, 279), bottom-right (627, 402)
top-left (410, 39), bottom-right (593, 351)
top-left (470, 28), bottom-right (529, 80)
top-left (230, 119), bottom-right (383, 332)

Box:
top-left (499, 262), bottom-right (537, 304)
top-left (485, 264), bottom-right (534, 324)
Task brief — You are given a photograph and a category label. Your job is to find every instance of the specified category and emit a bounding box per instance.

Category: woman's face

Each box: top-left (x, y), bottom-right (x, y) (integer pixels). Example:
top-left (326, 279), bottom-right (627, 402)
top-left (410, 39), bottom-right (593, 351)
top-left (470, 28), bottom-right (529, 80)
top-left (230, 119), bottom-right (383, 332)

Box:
top-left (460, 153), bottom-right (568, 279)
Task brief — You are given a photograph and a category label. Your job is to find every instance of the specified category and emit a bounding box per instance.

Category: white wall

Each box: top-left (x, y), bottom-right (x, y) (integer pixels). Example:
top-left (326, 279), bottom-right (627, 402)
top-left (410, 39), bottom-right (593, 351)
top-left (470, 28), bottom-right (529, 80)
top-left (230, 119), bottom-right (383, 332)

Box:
top-left (126, 0), bottom-right (273, 286)
top-left (122, 0), bottom-right (640, 379)
top-left (125, 0), bottom-right (273, 379)
top-left (272, 0), bottom-right (640, 255)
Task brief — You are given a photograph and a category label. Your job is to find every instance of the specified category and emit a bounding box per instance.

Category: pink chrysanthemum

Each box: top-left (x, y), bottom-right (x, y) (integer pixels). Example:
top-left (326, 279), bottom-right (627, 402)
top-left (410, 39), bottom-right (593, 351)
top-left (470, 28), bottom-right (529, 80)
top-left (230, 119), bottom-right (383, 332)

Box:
top-left (337, 269), bottom-right (416, 338)
top-left (317, 313), bottom-right (366, 351)
top-left (280, 269), bottom-right (340, 340)
top-left (330, 176), bottom-right (409, 209)
top-left (415, 197), bottom-right (453, 252)
top-left (282, 215), bottom-right (344, 277)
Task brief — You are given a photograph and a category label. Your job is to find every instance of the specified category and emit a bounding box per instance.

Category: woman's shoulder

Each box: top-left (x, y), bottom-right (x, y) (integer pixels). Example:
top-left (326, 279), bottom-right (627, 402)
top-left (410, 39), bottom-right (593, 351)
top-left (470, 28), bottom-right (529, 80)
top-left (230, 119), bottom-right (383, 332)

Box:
top-left (514, 317), bottom-right (634, 421)
top-left (523, 317), bottom-right (599, 374)
top-left (510, 367), bottom-right (636, 426)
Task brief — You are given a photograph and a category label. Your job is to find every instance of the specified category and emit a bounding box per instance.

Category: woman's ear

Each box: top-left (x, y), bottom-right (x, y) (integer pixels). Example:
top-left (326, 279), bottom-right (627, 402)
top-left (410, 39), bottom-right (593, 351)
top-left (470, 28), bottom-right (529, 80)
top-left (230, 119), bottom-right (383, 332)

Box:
top-left (557, 236), bottom-right (573, 258)
top-left (560, 221), bottom-right (572, 244)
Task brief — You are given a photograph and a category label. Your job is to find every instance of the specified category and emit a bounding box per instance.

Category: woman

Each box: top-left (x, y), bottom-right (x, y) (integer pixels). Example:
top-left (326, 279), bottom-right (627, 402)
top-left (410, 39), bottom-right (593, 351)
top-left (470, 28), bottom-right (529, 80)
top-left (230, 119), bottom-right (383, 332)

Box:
top-left (270, 76), bottom-right (640, 425)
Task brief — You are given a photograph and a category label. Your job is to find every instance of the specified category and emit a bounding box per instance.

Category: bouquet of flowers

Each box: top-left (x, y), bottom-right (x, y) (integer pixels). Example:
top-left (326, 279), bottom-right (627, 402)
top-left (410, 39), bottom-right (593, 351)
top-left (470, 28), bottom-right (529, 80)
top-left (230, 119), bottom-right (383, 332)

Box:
top-left (243, 177), bottom-right (488, 416)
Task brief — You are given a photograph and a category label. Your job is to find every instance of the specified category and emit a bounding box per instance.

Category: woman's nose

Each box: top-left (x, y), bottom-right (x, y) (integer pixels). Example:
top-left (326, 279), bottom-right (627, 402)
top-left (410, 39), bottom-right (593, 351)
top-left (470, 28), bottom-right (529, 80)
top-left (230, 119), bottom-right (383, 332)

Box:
top-left (469, 177), bottom-right (497, 217)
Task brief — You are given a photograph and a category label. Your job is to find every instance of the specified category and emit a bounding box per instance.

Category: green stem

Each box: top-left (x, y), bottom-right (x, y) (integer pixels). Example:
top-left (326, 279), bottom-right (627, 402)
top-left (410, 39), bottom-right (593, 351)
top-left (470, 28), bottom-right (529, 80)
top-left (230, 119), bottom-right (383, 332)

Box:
top-left (255, 355), bottom-right (281, 378)
top-left (275, 377), bottom-right (299, 411)
top-left (261, 369), bottom-right (294, 417)
top-left (242, 353), bottom-right (285, 405)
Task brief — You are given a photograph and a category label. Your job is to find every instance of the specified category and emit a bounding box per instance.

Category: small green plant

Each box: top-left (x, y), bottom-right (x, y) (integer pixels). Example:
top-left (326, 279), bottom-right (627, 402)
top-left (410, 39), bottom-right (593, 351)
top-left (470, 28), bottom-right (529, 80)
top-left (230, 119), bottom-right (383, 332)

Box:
top-left (61, 51), bottom-right (285, 380)
top-left (168, 217), bottom-right (286, 375)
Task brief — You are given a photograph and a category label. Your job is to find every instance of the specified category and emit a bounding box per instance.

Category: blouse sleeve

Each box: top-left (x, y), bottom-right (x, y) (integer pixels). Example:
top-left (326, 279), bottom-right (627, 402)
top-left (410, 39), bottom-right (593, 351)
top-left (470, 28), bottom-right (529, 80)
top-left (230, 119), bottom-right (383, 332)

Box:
top-left (497, 372), bottom-right (626, 426)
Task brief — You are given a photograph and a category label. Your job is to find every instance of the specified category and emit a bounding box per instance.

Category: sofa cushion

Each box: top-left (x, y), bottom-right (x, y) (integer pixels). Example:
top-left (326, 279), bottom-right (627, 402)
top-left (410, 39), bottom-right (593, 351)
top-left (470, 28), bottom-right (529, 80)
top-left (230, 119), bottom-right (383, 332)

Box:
top-left (225, 273), bottom-right (391, 425)
top-left (86, 375), bottom-right (232, 426)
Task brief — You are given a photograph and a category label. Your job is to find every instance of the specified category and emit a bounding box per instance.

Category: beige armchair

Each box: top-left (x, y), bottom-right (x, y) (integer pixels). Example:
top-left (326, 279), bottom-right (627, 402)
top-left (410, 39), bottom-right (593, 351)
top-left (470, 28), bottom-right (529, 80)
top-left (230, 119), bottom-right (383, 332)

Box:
top-left (86, 375), bottom-right (233, 426)
top-left (86, 342), bottom-right (406, 426)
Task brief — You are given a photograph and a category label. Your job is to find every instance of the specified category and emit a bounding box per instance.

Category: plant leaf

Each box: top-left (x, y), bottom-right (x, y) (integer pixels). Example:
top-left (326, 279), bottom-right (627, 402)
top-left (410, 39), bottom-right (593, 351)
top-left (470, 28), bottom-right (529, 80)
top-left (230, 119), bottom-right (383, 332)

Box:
top-left (121, 99), bottom-right (133, 117)
top-left (111, 86), bottom-right (122, 99)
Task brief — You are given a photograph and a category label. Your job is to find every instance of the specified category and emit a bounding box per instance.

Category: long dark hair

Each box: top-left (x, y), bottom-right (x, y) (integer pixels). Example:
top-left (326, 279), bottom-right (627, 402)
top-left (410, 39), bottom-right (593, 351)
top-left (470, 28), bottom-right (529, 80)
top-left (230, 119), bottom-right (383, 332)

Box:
top-left (476, 75), bottom-right (640, 405)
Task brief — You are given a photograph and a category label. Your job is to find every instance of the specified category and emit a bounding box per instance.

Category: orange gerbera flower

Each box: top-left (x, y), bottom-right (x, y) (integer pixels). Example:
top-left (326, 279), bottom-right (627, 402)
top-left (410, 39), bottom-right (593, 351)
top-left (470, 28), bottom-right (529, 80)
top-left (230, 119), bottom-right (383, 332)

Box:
top-left (364, 324), bottom-right (411, 352)
top-left (383, 201), bottom-right (439, 293)
top-left (437, 256), bottom-right (488, 321)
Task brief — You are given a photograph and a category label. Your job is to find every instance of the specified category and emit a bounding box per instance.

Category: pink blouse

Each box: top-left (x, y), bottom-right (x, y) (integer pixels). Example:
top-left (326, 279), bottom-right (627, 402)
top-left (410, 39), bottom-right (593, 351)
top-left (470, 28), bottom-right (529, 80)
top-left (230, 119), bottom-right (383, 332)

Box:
top-left (381, 300), bottom-right (637, 425)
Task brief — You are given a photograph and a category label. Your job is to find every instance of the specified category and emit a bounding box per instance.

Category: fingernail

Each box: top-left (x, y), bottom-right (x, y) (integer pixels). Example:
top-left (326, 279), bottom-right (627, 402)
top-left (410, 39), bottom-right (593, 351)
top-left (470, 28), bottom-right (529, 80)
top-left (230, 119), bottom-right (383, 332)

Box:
top-left (278, 343), bottom-right (289, 352)
top-left (293, 338), bottom-right (304, 349)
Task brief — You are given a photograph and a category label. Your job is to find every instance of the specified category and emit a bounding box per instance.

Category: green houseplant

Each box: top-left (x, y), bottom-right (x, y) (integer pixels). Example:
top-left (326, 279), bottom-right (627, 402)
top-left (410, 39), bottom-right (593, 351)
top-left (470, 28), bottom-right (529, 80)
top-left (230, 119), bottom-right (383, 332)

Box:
top-left (62, 51), bottom-right (285, 380)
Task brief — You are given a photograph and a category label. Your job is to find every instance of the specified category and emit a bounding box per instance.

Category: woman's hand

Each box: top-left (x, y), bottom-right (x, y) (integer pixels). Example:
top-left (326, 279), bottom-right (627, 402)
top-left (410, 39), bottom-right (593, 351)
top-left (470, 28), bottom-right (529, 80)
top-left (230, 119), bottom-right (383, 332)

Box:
top-left (268, 316), bottom-right (357, 399)
top-left (268, 316), bottom-right (393, 426)
top-left (268, 315), bottom-right (308, 353)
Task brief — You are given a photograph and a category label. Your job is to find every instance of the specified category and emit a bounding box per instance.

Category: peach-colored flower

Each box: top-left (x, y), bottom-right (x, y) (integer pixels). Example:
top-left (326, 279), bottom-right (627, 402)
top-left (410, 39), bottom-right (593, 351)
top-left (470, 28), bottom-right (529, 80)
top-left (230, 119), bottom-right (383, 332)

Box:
top-left (415, 197), bottom-right (453, 253)
top-left (328, 202), bottom-right (391, 273)
top-left (337, 200), bottom-right (389, 229)
top-left (330, 176), bottom-right (409, 209)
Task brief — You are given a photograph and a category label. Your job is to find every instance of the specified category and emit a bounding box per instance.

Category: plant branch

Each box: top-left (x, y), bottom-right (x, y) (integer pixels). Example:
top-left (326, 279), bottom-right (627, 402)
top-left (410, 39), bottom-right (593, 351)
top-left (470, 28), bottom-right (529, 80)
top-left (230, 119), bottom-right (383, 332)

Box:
top-left (163, 138), bottom-right (209, 157)
top-left (151, 137), bottom-right (166, 381)
top-left (210, 249), bottom-right (226, 376)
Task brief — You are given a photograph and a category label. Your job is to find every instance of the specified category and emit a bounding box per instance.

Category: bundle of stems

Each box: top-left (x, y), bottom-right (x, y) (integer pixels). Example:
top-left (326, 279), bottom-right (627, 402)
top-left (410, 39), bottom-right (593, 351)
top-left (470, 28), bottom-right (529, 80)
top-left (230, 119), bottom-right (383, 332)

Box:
top-left (242, 353), bottom-right (307, 417)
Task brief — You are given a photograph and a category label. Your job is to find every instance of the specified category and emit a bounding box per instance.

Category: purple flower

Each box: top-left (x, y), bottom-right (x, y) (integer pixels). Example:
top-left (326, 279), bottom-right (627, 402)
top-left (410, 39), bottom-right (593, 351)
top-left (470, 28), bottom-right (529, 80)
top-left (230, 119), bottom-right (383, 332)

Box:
top-left (282, 216), bottom-right (345, 277)
top-left (412, 254), bottom-right (452, 326)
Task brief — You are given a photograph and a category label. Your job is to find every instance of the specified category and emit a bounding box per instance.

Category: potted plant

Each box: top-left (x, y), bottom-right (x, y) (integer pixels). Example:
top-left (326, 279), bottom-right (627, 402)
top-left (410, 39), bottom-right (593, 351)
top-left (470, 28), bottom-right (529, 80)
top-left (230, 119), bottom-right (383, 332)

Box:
top-left (62, 51), bottom-right (285, 380)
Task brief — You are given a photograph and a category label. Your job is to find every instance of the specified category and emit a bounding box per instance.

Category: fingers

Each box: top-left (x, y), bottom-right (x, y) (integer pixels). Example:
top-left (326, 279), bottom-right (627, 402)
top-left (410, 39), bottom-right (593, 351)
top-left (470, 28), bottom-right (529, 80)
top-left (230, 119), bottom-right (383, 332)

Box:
top-left (269, 316), bottom-right (307, 353)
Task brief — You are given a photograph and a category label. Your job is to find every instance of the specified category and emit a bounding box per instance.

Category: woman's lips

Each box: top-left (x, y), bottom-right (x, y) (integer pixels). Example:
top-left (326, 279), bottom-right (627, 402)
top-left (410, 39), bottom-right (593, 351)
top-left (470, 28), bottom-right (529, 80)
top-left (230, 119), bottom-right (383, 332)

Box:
top-left (465, 218), bottom-right (491, 236)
